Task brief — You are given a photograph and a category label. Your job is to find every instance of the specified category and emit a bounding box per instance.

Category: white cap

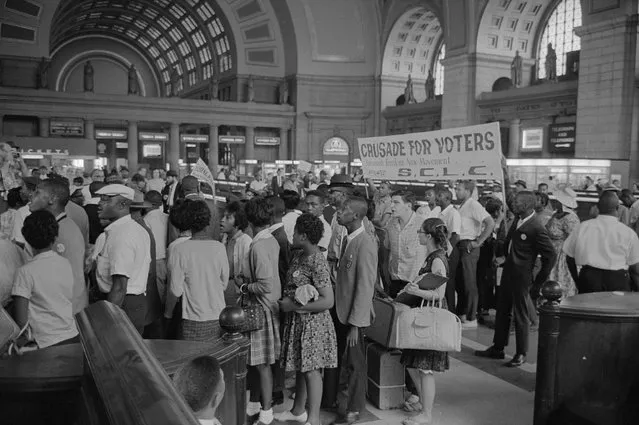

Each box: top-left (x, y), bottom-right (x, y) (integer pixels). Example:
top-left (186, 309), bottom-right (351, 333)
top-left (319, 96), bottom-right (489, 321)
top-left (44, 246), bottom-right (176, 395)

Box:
top-left (95, 184), bottom-right (135, 201)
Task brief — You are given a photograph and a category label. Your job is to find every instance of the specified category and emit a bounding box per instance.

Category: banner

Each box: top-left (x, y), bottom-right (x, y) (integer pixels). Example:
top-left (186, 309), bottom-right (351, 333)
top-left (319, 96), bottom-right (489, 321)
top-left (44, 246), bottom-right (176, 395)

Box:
top-left (190, 158), bottom-right (216, 198)
top-left (296, 160), bottom-right (312, 173)
top-left (357, 122), bottom-right (503, 181)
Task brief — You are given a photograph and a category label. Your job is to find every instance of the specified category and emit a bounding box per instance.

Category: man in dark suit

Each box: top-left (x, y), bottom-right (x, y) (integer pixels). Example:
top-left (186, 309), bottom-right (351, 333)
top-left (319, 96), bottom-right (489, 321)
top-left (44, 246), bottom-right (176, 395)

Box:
top-left (161, 170), bottom-right (181, 213)
top-left (330, 196), bottom-right (377, 425)
top-left (475, 191), bottom-right (556, 367)
top-left (271, 168), bottom-right (285, 195)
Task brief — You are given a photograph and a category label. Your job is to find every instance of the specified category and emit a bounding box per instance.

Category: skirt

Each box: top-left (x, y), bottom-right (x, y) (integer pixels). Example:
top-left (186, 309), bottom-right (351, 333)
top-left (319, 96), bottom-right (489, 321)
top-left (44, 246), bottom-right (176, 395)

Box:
top-left (280, 310), bottom-right (338, 373)
top-left (245, 304), bottom-right (281, 366)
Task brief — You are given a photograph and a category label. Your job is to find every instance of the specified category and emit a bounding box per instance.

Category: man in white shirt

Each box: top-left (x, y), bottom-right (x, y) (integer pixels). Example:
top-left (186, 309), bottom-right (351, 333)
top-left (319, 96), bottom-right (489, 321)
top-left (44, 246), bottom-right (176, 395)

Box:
top-left (281, 189), bottom-right (302, 244)
top-left (142, 191), bottom-right (169, 304)
top-left (82, 168), bottom-right (104, 205)
top-left (95, 184), bottom-right (151, 334)
top-left (564, 191), bottom-right (639, 292)
top-left (455, 180), bottom-right (495, 328)
top-left (304, 190), bottom-right (332, 256)
top-left (436, 188), bottom-right (462, 311)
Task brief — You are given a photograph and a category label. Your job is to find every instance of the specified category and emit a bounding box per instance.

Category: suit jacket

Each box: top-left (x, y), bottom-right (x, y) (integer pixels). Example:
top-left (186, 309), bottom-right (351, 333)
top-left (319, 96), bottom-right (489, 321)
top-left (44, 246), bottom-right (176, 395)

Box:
top-left (336, 229), bottom-right (377, 328)
top-left (161, 182), bottom-right (181, 213)
top-left (271, 176), bottom-right (283, 195)
top-left (270, 225), bottom-right (291, 292)
top-left (503, 214), bottom-right (556, 288)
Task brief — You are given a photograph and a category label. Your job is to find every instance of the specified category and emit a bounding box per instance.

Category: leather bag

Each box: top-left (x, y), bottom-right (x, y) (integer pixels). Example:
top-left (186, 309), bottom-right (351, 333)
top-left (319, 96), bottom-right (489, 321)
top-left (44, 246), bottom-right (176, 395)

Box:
top-left (394, 297), bottom-right (461, 352)
top-left (237, 248), bottom-right (266, 334)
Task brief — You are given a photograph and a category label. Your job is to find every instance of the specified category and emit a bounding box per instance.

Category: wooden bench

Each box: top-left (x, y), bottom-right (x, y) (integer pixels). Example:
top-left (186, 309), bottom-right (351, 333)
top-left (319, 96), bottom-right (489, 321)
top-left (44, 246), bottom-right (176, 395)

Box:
top-left (0, 301), bottom-right (250, 425)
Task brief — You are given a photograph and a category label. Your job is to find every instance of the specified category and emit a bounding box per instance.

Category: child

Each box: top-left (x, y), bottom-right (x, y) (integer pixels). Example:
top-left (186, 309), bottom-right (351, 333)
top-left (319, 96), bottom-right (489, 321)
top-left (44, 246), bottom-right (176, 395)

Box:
top-left (173, 356), bottom-right (226, 425)
top-left (11, 210), bottom-right (79, 348)
top-left (220, 201), bottom-right (252, 306)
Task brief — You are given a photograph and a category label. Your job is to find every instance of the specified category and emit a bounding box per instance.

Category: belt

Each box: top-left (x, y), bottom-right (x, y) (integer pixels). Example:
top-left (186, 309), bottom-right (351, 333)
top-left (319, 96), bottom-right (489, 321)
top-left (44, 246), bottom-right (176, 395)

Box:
top-left (581, 265), bottom-right (627, 273)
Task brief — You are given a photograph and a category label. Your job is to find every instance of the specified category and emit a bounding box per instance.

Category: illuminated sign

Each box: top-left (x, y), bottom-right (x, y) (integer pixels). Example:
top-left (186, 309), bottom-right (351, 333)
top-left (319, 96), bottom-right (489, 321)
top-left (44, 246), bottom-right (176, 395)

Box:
top-left (218, 135), bottom-right (245, 144)
top-left (95, 129), bottom-right (127, 139)
top-left (548, 123), bottom-right (576, 153)
top-left (143, 143), bottom-right (162, 157)
top-left (323, 137), bottom-right (349, 156)
top-left (50, 118), bottom-right (84, 137)
top-left (255, 137), bottom-right (280, 146)
top-left (521, 128), bottom-right (543, 151)
top-left (116, 142), bottom-right (129, 149)
top-left (139, 132), bottom-right (169, 141)
top-left (20, 148), bottom-right (69, 156)
top-left (180, 134), bottom-right (209, 143)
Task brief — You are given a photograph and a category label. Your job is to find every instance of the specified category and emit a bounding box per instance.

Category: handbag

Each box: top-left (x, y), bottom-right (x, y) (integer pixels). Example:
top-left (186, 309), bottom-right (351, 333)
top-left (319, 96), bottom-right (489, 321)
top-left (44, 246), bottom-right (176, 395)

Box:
top-left (0, 306), bottom-right (20, 350)
top-left (237, 293), bottom-right (265, 333)
top-left (395, 297), bottom-right (461, 352)
top-left (236, 247), bottom-right (266, 334)
top-left (0, 306), bottom-right (38, 357)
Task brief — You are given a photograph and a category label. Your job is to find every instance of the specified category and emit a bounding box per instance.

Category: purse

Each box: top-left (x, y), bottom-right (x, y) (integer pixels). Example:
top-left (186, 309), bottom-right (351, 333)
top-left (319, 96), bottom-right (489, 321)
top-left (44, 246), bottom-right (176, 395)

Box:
top-left (237, 293), bottom-right (265, 333)
top-left (236, 247), bottom-right (266, 334)
top-left (0, 307), bottom-right (38, 357)
top-left (395, 297), bottom-right (461, 352)
top-left (0, 306), bottom-right (20, 351)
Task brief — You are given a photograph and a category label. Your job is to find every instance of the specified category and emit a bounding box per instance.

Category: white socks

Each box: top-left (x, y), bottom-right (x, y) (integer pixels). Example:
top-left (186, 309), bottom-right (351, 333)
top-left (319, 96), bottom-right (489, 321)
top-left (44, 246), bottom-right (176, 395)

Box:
top-left (247, 401), bottom-right (261, 416)
top-left (258, 408), bottom-right (274, 424)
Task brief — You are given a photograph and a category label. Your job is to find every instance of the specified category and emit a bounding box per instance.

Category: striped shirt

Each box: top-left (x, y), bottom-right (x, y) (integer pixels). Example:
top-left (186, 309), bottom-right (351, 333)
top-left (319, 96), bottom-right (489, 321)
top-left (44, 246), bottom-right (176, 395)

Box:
top-left (384, 212), bottom-right (427, 282)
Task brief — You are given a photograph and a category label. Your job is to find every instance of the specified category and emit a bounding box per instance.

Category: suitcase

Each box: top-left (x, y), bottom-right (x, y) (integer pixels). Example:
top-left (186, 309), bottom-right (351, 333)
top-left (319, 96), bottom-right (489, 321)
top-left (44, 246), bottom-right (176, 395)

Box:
top-left (365, 339), bottom-right (405, 410)
top-left (366, 297), bottom-right (410, 349)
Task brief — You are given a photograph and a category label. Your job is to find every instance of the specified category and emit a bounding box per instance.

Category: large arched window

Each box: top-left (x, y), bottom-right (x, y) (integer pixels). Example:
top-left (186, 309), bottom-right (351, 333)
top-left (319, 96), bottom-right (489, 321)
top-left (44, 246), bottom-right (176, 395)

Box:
top-left (537, 0), bottom-right (581, 80)
top-left (434, 43), bottom-right (445, 95)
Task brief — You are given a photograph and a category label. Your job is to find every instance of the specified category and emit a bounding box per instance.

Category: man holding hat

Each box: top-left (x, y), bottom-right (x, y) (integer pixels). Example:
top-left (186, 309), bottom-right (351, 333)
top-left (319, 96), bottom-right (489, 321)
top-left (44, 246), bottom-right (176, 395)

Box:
top-left (162, 170), bottom-right (181, 213)
top-left (95, 183), bottom-right (151, 334)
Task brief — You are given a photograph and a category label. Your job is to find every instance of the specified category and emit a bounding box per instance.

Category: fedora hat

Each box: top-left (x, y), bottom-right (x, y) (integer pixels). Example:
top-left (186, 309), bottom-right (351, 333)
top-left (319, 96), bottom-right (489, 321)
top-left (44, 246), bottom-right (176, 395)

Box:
top-left (553, 183), bottom-right (577, 209)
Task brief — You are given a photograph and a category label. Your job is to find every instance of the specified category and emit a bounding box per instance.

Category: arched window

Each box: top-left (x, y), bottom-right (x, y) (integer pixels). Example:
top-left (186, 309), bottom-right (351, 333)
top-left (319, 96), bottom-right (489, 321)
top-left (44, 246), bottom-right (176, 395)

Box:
top-left (537, 0), bottom-right (582, 80)
top-left (434, 43), bottom-right (445, 95)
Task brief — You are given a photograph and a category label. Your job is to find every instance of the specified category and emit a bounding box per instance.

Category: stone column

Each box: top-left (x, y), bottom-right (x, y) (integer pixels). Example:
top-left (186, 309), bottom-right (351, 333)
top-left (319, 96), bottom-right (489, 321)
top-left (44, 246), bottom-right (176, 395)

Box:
top-left (208, 124), bottom-right (219, 175)
top-left (84, 119), bottom-right (95, 171)
top-left (279, 127), bottom-right (288, 159)
top-left (169, 122), bottom-right (180, 172)
top-left (127, 121), bottom-right (138, 172)
top-left (508, 119), bottom-right (520, 158)
top-left (575, 15), bottom-right (638, 178)
top-left (39, 117), bottom-right (50, 138)
top-left (441, 53), bottom-right (477, 129)
top-left (245, 126), bottom-right (255, 159)
top-left (0, 115), bottom-right (4, 137)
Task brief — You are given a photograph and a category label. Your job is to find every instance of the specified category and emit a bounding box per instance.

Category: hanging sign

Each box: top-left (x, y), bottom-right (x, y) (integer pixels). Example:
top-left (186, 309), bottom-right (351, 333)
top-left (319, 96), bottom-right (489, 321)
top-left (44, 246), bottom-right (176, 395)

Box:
top-left (139, 132), bottom-right (169, 141)
top-left (95, 129), bottom-right (127, 139)
top-left (181, 134), bottom-right (209, 143)
top-left (219, 135), bottom-right (245, 144)
top-left (255, 137), bottom-right (280, 146)
top-left (548, 123), bottom-right (576, 153)
top-left (50, 118), bottom-right (84, 137)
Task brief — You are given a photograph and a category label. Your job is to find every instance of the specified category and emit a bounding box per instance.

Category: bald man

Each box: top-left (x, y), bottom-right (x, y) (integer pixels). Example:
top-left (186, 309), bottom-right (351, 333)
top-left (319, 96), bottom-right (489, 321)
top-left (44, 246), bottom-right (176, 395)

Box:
top-left (476, 191), bottom-right (555, 367)
top-left (564, 191), bottom-right (639, 293)
top-left (330, 196), bottom-right (377, 424)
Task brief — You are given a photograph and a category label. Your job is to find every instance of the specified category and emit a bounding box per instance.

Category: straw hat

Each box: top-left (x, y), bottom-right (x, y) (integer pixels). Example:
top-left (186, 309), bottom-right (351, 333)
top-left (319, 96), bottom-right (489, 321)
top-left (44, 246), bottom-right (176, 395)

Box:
top-left (553, 183), bottom-right (577, 209)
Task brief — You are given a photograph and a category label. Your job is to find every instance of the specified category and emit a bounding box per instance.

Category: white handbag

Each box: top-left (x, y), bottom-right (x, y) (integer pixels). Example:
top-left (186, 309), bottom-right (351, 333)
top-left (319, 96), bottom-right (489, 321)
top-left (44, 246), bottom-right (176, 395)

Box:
top-left (394, 297), bottom-right (462, 352)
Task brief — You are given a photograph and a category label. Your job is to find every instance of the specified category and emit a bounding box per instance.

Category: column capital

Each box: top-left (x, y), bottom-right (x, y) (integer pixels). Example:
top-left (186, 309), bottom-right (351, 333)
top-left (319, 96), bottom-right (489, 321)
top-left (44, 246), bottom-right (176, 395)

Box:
top-left (510, 118), bottom-right (521, 125)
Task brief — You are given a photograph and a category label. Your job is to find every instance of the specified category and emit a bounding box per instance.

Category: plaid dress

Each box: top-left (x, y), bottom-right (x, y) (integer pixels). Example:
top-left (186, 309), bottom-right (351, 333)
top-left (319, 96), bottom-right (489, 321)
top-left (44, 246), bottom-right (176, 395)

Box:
top-left (244, 231), bottom-right (282, 366)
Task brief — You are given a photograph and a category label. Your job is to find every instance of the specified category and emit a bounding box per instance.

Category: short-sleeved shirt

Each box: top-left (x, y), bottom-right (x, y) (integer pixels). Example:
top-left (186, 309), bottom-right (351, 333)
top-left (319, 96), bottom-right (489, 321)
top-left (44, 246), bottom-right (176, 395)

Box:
top-left (0, 239), bottom-right (24, 307)
top-left (385, 212), bottom-right (427, 282)
top-left (458, 198), bottom-right (490, 241)
top-left (168, 239), bottom-right (229, 321)
top-left (143, 209), bottom-right (168, 260)
top-left (563, 214), bottom-right (639, 270)
top-left (54, 214), bottom-right (88, 314)
top-left (439, 204), bottom-right (461, 236)
top-left (282, 210), bottom-right (302, 244)
top-left (10, 204), bottom-right (30, 245)
top-left (65, 201), bottom-right (90, 248)
top-left (96, 214), bottom-right (151, 295)
top-left (319, 216), bottom-right (332, 257)
top-left (12, 251), bottom-right (78, 348)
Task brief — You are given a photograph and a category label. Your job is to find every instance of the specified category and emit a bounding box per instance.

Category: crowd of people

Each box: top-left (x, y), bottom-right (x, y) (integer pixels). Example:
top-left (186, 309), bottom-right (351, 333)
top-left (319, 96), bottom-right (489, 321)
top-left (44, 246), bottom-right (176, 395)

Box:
top-left (3, 138), bottom-right (639, 425)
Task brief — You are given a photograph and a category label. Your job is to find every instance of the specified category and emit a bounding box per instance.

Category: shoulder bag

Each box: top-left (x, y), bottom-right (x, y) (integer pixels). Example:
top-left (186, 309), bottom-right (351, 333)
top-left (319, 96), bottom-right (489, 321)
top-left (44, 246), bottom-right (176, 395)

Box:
top-left (394, 296), bottom-right (461, 352)
top-left (237, 246), bottom-right (266, 333)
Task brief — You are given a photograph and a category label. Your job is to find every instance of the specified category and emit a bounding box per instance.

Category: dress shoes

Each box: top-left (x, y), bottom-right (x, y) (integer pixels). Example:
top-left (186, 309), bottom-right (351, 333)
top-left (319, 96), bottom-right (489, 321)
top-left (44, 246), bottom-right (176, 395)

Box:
top-left (505, 354), bottom-right (526, 367)
top-left (474, 345), bottom-right (505, 359)
top-left (330, 411), bottom-right (360, 425)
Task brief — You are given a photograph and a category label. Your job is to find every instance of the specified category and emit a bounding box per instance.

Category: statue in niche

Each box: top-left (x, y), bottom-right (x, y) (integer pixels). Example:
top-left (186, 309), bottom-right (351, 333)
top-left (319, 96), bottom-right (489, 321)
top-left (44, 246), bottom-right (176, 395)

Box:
top-left (404, 74), bottom-right (416, 104)
top-left (209, 76), bottom-right (219, 100)
top-left (169, 67), bottom-right (179, 97)
top-left (545, 43), bottom-right (557, 83)
top-left (279, 79), bottom-right (289, 105)
top-left (37, 57), bottom-right (50, 89)
top-left (84, 60), bottom-right (94, 92)
top-left (511, 50), bottom-right (523, 88)
top-left (424, 70), bottom-right (435, 100)
top-left (247, 75), bottom-right (255, 102)
top-left (127, 64), bottom-right (139, 95)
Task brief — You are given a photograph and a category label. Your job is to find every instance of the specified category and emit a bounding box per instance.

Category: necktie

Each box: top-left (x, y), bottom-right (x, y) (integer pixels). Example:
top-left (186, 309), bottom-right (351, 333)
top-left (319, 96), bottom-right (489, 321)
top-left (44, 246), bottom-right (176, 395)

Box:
top-left (340, 234), bottom-right (349, 260)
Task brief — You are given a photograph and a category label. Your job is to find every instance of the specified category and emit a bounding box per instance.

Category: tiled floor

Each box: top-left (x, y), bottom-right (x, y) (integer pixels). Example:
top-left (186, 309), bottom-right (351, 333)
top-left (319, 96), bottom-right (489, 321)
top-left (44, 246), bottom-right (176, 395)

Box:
top-left (274, 315), bottom-right (538, 425)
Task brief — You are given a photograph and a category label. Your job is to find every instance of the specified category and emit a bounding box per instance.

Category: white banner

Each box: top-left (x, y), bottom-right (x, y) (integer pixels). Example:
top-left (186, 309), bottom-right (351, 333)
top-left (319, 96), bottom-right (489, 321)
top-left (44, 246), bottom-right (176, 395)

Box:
top-left (190, 158), bottom-right (216, 198)
top-left (357, 122), bottom-right (503, 181)
top-left (296, 160), bottom-right (312, 173)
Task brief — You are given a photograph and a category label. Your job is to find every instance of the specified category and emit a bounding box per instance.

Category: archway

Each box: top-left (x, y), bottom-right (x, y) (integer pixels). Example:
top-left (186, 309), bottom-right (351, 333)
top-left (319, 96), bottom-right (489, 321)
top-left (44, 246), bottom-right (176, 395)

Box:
top-left (380, 7), bottom-right (445, 109)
